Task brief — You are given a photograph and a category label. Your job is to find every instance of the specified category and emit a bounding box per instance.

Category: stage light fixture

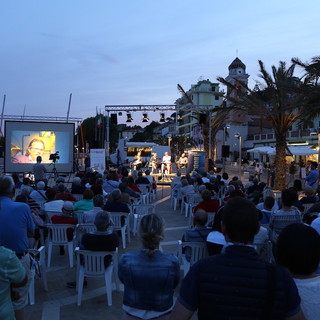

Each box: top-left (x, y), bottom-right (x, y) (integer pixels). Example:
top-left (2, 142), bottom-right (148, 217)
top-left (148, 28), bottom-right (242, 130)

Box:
top-left (160, 113), bottom-right (165, 122)
top-left (126, 113), bottom-right (133, 122)
top-left (142, 113), bottom-right (149, 122)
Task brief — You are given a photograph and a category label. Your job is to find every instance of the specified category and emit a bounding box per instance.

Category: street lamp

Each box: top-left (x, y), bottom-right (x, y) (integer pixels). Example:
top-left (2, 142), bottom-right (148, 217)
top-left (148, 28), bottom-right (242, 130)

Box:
top-left (234, 132), bottom-right (242, 179)
top-left (222, 124), bottom-right (230, 172)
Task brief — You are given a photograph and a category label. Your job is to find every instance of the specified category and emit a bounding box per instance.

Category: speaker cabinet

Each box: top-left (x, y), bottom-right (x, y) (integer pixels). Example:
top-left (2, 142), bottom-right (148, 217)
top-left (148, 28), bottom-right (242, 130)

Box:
top-left (222, 145), bottom-right (230, 157)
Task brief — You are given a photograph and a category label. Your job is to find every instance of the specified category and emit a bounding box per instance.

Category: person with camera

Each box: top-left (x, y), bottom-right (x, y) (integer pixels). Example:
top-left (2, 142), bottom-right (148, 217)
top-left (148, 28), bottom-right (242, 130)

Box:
top-left (33, 156), bottom-right (48, 187)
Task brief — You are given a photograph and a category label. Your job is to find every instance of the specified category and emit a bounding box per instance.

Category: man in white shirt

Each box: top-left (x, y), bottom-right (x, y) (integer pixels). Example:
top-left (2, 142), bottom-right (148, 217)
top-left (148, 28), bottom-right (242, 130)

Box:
top-left (83, 195), bottom-right (105, 224)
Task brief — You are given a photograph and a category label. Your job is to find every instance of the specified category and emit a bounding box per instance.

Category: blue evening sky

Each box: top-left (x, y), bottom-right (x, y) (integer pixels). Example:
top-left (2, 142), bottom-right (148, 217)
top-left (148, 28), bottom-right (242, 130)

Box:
top-left (1, 0), bottom-right (319, 125)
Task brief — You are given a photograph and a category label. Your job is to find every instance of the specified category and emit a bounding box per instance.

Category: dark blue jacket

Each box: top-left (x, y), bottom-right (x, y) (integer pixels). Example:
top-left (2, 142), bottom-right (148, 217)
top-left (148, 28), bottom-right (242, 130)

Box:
top-left (178, 245), bottom-right (301, 319)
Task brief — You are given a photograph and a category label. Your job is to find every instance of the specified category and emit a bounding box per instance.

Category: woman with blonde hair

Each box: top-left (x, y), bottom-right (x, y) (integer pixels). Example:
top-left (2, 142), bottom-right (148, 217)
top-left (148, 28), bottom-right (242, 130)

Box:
top-left (118, 214), bottom-right (180, 319)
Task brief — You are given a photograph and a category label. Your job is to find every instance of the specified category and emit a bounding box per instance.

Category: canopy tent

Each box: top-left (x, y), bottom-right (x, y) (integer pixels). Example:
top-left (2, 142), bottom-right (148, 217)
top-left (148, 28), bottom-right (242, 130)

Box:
top-left (246, 146), bottom-right (275, 154)
top-left (248, 145), bottom-right (317, 156)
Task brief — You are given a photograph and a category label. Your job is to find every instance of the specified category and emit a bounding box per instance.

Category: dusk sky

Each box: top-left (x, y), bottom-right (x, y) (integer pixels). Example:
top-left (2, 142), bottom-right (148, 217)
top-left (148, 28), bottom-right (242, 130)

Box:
top-left (1, 1), bottom-right (319, 125)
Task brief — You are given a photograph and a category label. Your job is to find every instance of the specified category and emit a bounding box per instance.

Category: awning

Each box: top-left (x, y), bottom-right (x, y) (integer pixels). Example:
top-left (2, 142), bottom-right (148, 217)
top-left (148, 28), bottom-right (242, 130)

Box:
top-left (246, 146), bottom-right (275, 154)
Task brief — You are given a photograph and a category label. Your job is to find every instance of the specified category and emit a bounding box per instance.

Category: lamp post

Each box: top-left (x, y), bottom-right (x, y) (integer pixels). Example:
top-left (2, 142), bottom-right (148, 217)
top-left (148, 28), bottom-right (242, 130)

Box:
top-left (234, 132), bottom-right (242, 179)
top-left (222, 124), bottom-right (230, 172)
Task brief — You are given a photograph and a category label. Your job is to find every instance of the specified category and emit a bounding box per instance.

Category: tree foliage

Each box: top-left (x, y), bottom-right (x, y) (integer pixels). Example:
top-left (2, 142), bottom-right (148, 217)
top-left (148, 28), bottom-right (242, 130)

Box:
top-left (218, 59), bottom-right (320, 190)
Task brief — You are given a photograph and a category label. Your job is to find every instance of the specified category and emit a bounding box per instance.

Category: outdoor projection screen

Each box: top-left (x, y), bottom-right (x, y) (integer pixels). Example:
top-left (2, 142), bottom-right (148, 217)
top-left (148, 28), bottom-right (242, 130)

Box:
top-left (5, 121), bottom-right (75, 173)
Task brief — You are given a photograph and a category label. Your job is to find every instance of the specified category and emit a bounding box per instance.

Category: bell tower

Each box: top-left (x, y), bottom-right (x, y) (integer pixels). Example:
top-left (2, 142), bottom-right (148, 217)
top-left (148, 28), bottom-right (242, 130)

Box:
top-left (225, 57), bottom-right (249, 124)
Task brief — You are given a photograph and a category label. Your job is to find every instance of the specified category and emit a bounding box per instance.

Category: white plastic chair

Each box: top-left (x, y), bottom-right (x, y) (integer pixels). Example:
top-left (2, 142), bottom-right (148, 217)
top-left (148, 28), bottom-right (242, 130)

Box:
top-left (137, 184), bottom-right (151, 204)
top-left (75, 223), bottom-right (97, 246)
top-left (131, 204), bottom-right (155, 236)
top-left (178, 240), bottom-right (208, 277)
top-left (171, 188), bottom-right (183, 210)
top-left (109, 212), bottom-right (130, 249)
top-left (254, 240), bottom-right (274, 263)
top-left (75, 247), bottom-right (119, 306)
top-left (28, 246), bottom-right (48, 305)
top-left (46, 224), bottom-right (76, 268)
top-left (181, 193), bottom-right (201, 218)
top-left (74, 211), bottom-right (84, 224)
top-left (44, 210), bottom-right (62, 223)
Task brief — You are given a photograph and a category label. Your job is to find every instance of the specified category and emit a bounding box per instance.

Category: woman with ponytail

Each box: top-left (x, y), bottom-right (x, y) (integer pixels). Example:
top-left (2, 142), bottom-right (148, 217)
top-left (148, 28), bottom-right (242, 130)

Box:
top-left (118, 214), bottom-right (180, 320)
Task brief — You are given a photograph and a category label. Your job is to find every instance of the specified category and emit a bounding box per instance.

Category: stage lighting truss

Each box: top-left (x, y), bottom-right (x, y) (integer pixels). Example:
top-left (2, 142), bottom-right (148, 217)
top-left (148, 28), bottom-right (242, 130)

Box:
top-left (160, 113), bottom-right (165, 122)
top-left (126, 112), bottom-right (133, 122)
top-left (142, 113), bottom-right (149, 122)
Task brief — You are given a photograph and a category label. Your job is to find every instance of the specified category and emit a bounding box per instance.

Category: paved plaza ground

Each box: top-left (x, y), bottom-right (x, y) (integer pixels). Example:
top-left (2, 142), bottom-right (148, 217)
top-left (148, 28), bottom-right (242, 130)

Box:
top-left (23, 164), bottom-right (272, 320)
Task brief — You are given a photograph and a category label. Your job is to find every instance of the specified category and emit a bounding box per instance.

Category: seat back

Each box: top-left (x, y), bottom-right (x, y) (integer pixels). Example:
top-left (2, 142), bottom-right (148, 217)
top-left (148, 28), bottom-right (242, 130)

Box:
top-left (302, 203), bottom-right (314, 215)
top-left (45, 211), bottom-right (62, 223)
top-left (109, 212), bottom-right (128, 230)
top-left (186, 193), bottom-right (202, 205)
top-left (74, 211), bottom-right (84, 223)
top-left (76, 248), bottom-right (118, 277)
top-left (132, 204), bottom-right (155, 218)
top-left (178, 240), bottom-right (208, 266)
top-left (46, 224), bottom-right (75, 244)
top-left (75, 224), bottom-right (97, 246)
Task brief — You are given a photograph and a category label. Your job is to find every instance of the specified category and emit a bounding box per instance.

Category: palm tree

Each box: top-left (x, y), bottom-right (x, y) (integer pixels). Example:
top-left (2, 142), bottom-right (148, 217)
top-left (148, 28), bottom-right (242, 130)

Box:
top-left (218, 59), bottom-right (320, 190)
top-left (292, 56), bottom-right (320, 85)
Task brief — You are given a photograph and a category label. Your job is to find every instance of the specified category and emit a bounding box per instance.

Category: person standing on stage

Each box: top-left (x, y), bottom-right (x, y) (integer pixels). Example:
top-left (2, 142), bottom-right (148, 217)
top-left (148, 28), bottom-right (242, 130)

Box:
top-left (161, 152), bottom-right (171, 174)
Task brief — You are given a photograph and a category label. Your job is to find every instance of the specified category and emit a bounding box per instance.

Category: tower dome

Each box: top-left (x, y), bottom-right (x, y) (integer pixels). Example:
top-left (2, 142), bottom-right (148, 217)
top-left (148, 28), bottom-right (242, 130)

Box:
top-left (228, 57), bottom-right (246, 71)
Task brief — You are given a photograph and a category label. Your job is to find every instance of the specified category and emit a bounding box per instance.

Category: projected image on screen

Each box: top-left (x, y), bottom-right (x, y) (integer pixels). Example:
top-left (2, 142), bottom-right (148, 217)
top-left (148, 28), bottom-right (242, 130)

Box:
top-left (5, 121), bottom-right (74, 173)
top-left (11, 131), bottom-right (57, 164)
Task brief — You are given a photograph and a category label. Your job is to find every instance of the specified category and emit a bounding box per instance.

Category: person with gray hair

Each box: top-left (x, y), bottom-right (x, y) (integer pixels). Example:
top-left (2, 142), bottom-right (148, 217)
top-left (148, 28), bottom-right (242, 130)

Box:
top-left (67, 210), bottom-right (119, 288)
top-left (104, 189), bottom-right (130, 214)
top-left (30, 181), bottom-right (47, 202)
top-left (119, 214), bottom-right (180, 319)
top-left (0, 175), bottom-right (35, 319)
top-left (181, 209), bottom-right (211, 261)
top-left (83, 194), bottom-right (105, 224)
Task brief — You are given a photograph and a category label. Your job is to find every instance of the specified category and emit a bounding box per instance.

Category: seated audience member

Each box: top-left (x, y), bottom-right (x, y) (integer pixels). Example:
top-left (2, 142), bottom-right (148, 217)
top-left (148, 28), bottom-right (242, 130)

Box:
top-left (171, 171), bottom-right (182, 188)
top-left (201, 172), bottom-right (210, 184)
top-left (259, 196), bottom-right (275, 224)
top-left (144, 169), bottom-right (156, 189)
top-left (127, 176), bottom-right (141, 194)
top-left (67, 210), bottom-right (120, 288)
top-left (254, 210), bottom-right (269, 244)
top-left (0, 245), bottom-right (28, 320)
top-left (20, 177), bottom-right (34, 195)
top-left (71, 177), bottom-right (85, 194)
top-left (12, 173), bottom-right (22, 189)
top-left (53, 177), bottom-right (67, 192)
top-left (30, 181), bottom-right (47, 202)
top-left (91, 177), bottom-right (108, 197)
top-left (170, 197), bottom-right (305, 320)
top-left (299, 186), bottom-right (318, 206)
top-left (278, 223), bottom-right (320, 320)
top-left (269, 188), bottom-right (302, 256)
top-left (55, 183), bottom-right (77, 202)
top-left (220, 172), bottom-right (229, 185)
top-left (311, 217), bottom-right (320, 234)
top-left (182, 210), bottom-right (211, 262)
top-left (51, 201), bottom-right (78, 255)
top-left (181, 178), bottom-right (195, 198)
top-left (44, 188), bottom-right (64, 212)
top-left (83, 194), bottom-right (105, 224)
top-left (121, 178), bottom-right (140, 199)
top-left (18, 188), bottom-right (41, 212)
top-left (135, 171), bottom-right (150, 185)
top-left (256, 187), bottom-right (278, 211)
top-left (73, 189), bottom-right (94, 212)
top-left (16, 194), bottom-right (45, 248)
top-left (119, 214), bottom-right (180, 320)
top-left (104, 189), bottom-right (130, 214)
top-left (103, 171), bottom-right (120, 194)
top-left (119, 182), bottom-right (132, 205)
top-left (206, 210), bottom-right (226, 256)
top-left (193, 189), bottom-right (219, 214)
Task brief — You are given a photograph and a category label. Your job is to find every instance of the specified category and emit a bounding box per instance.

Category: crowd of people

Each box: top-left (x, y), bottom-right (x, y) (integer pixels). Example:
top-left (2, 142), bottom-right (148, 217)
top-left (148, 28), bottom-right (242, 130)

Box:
top-left (0, 162), bottom-right (320, 319)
